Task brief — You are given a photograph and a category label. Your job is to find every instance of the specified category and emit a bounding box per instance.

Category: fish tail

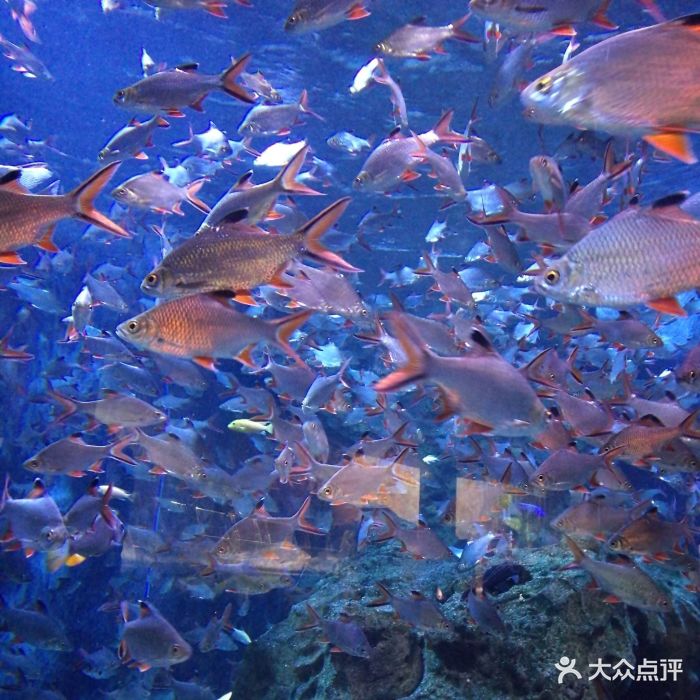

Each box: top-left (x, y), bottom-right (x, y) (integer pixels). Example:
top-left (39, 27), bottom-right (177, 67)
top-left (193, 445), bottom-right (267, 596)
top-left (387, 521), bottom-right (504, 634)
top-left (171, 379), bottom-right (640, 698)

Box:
top-left (294, 496), bottom-right (324, 534)
top-left (276, 144), bottom-right (322, 196)
top-left (154, 115), bottom-right (169, 128)
top-left (185, 178), bottom-right (211, 214)
top-left (430, 110), bottom-right (468, 145)
top-left (367, 581), bottom-right (392, 607)
top-left (172, 124), bottom-right (194, 148)
top-left (100, 484), bottom-right (118, 530)
top-left (47, 388), bottom-right (77, 424)
top-left (271, 310), bottom-right (313, 366)
top-left (0, 474), bottom-right (9, 513)
top-left (220, 53), bottom-right (256, 104)
top-left (374, 313), bottom-right (432, 393)
top-left (297, 603), bottom-right (321, 630)
top-left (679, 409), bottom-right (700, 439)
top-left (70, 163), bottom-right (130, 238)
top-left (591, 0), bottom-right (618, 30)
top-left (203, 1), bottom-right (228, 18)
top-left (565, 535), bottom-right (585, 564)
top-left (109, 432), bottom-right (137, 465)
top-left (301, 198), bottom-right (361, 272)
top-left (450, 14), bottom-right (479, 43)
top-left (298, 89), bottom-right (324, 121)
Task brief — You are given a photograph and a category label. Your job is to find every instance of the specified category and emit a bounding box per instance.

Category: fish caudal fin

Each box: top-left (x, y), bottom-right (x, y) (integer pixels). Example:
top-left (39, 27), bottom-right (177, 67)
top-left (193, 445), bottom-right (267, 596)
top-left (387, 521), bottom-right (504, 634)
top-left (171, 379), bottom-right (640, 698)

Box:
top-left (70, 163), bottom-right (131, 238)
top-left (220, 54), bottom-right (256, 104)
top-left (185, 179), bottom-right (211, 213)
top-left (565, 536), bottom-right (585, 564)
top-left (294, 496), bottom-right (325, 534)
top-left (374, 313), bottom-right (431, 393)
top-left (204, 1), bottom-right (228, 18)
top-left (431, 110), bottom-right (468, 145)
top-left (298, 90), bottom-right (324, 121)
top-left (271, 310), bottom-right (313, 366)
top-left (277, 144), bottom-right (322, 196)
top-left (450, 14), bottom-right (479, 43)
top-left (301, 198), bottom-right (361, 272)
top-left (643, 132), bottom-right (697, 165)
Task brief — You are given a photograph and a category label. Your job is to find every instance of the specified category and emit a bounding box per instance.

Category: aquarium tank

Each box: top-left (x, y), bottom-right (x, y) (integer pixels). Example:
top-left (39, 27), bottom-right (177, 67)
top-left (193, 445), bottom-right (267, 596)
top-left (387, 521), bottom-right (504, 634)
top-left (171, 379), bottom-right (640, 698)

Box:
top-left (1, 1), bottom-right (699, 699)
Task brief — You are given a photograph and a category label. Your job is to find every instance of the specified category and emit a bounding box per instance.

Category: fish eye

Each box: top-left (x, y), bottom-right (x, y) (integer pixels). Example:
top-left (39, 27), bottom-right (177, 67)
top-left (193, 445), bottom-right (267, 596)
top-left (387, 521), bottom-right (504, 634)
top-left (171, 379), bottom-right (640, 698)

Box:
top-left (535, 76), bottom-right (553, 94)
top-left (171, 644), bottom-right (181, 655)
top-left (126, 320), bottom-right (139, 333)
top-left (689, 370), bottom-right (696, 382)
top-left (322, 485), bottom-right (333, 498)
top-left (539, 157), bottom-right (547, 166)
top-left (286, 14), bottom-right (297, 25)
top-left (114, 188), bottom-right (126, 198)
top-left (115, 90), bottom-right (126, 101)
top-left (543, 269), bottom-right (560, 286)
top-left (144, 273), bottom-right (159, 287)
top-left (537, 474), bottom-right (545, 482)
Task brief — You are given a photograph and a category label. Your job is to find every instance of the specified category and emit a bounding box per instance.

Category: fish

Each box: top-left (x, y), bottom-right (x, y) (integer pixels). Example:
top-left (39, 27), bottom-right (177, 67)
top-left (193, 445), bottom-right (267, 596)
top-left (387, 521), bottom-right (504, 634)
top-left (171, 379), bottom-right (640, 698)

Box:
top-left (326, 131), bottom-right (372, 156)
top-left (0, 163), bottom-right (129, 265)
top-left (470, 0), bottom-right (616, 35)
top-left (0, 476), bottom-right (68, 565)
top-left (238, 90), bottom-right (322, 136)
top-left (198, 602), bottom-right (233, 653)
top-left (48, 388), bottom-right (166, 428)
top-left (372, 58), bottom-right (408, 128)
top-left (142, 0), bottom-right (233, 18)
top-left (536, 194), bottom-right (700, 316)
top-left (22, 433), bottom-right (135, 477)
top-left (98, 115), bottom-right (169, 163)
top-left (141, 197), bottom-right (355, 298)
top-left (240, 70), bottom-right (282, 103)
top-left (466, 583), bottom-right (506, 635)
top-left (529, 155), bottom-right (566, 213)
top-left (677, 344), bottom-right (700, 390)
top-left (119, 600), bottom-right (192, 672)
top-left (298, 604), bottom-right (372, 658)
top-left (369, 582), bottom-right (452, 631)
top-left (111, 171), bottom-right (209, 215)
top-left (375, 314), bottom-right (547, 437)
top-left (114, 55), bottom-right (255, 115)
top-left (570, 310), bottom-right (663, 350)
top-left (354, 111), bottom-right (467, 193)
top-left (284, 0), bottom-right (371, 33)
top-left (482, 563), bottom-right (531, 595)
top-left (530, 447), bottom-right (628, 492)
top-left (173, 121), bottom-right (232, 159)
top-left (77, 646), bottom-right (121, 680)
top-left (200, 144), bottom-right (320, 226)
top-left (521, 14), bottom-right (700, 163)
top-left (375, 15), bottom-right (478, 60)
top-left (0, 32), bottom-right (52, 79)
top-left (565, 536), bottom-right (671, 612)
top-left (0, 598), bottom-right (71, 650)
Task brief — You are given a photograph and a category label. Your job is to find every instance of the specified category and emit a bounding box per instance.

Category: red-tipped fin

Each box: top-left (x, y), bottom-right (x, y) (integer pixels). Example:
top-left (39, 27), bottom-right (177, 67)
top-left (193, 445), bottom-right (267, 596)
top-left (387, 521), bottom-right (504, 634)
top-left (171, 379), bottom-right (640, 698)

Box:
top-left (185, 178), bottom-right (210, 213)
top-left (272, 310), bottom-right (312, 366)
top-left (646, 297), bottom-right (686, 316)
top-left (0, 251), bottom-right (26, 266)
top-left (204, 1), bottom-right (228, 18)
top-left (374, 313), bottom-right (431, 393)
top-left (71, 163), bottom-right (131, 238)
top-left (430, 110), bottom-right (467, 144)
top-left (298, 90), bottom-right (324, 121)
top-left (300, 197), bottom-right (360, 272)
top-left (276, 144), bottom-right (322, 196)
top-left (591, 0), bottom-right (617, 29)
top-left (294, 496), bottom-right (324, 534)
top-left (346, 3), bottom-right (370, 20)
top-left (643, 132), bottom-right (697, 164)
top-left (220, 53), bottom-right (256, 104)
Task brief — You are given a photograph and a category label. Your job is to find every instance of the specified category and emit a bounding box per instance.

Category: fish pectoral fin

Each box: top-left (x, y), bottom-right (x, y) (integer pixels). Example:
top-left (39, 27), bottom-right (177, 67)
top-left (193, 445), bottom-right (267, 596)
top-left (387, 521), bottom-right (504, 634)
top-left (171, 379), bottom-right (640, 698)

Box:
top-left (346, 4), bottom-right (370, 21)
top-left (645, 297), bottom-right (686, 316)
top-left (602, 594), bottom-right (622, 604)
top-left (643, 132), bottom-right (697, 164)
top-left (192, 356), bottom-right (217, 371)
top-left (0, 251), bottom-right (27, 266)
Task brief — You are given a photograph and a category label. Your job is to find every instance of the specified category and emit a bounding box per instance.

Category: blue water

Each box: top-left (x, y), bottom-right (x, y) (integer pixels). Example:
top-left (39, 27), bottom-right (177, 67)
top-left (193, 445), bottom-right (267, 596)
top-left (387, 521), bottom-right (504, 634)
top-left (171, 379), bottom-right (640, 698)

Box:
top-left (1, 1), bottom-right (699, 698)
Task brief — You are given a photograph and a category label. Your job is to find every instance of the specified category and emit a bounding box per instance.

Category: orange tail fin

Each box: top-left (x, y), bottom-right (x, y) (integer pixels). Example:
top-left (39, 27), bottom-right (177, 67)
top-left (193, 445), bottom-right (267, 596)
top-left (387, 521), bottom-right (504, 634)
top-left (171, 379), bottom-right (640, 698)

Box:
top-left (301, 198), bottom-right (361, 272)
top-left (276, 144), bottom-right (322, 196)
top-left (220, 54), bottom-right (256, 104)
top-left (70, 163), bottom-right (130, 238)
top-left (272, 310), bottom-right (312, 366)
top-left (374, 314), bottom-right (431, 393)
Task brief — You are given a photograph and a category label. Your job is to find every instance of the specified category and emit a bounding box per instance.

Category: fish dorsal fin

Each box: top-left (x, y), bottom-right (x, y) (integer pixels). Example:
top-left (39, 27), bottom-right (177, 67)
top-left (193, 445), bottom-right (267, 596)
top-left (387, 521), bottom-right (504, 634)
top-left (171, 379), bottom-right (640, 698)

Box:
top-left (175, 63), bottom-right (199, 72)
top-left (469, 328), bottom-right (495, 354)
top-left (34, 600), bottom-right (49, 615)
top-left (87, 477), bottom-right (100, 496)
top-left (0, 170), bottom-right (28, 194)
top-left (673, 13), bottom-right (700, 30)
top-left (231, 171), bottom-right (254, 191)
top-left (387, 126), bottom-right (403, 141)
top-left (138, 600), bottom-right (154, 618)
top-left (638, 414), bottom-right (664, 427)
top-left (216, 209), bottom-right (249, 227)
top-left (410, 590), bottom-right (425, 600)
top-left (254, 498), bottom-right (270, 518)
top-left (652, 192), bottom-right (689, 209)
top-left (29, 479), bottom-right (46, 498)
top-left (409, 15), bottom-right (427, 25)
